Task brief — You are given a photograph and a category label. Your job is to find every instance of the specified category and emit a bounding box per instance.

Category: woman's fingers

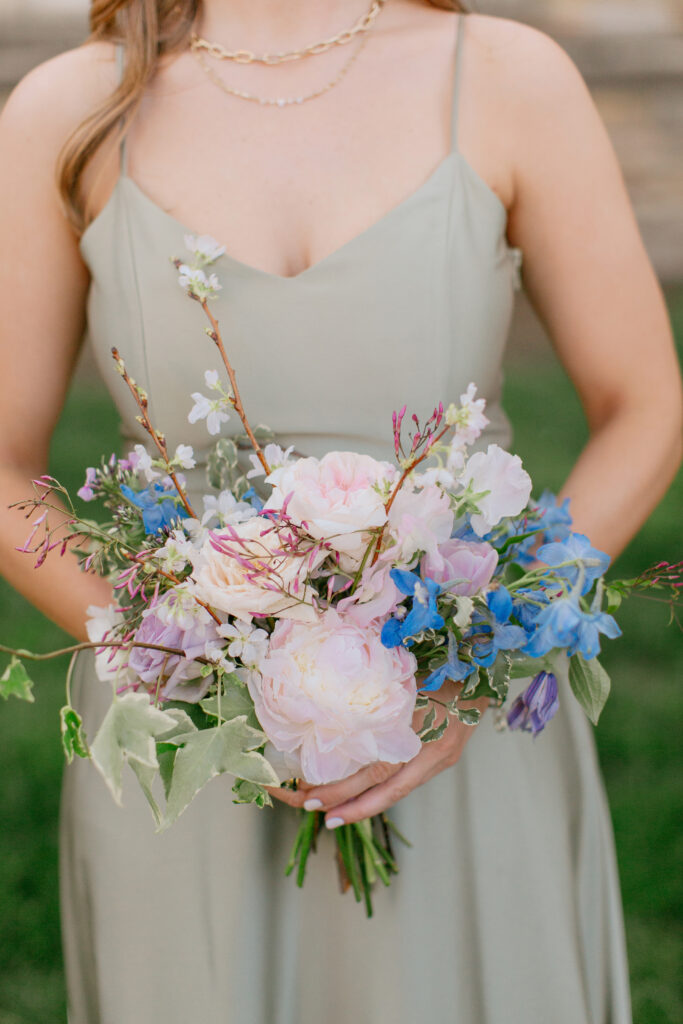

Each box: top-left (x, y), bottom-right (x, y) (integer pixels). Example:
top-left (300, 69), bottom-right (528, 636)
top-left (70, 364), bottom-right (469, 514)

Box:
top-left (297, 761), bottom-right (403, 812)
top-left (322, 744), bottom-right (446, 826)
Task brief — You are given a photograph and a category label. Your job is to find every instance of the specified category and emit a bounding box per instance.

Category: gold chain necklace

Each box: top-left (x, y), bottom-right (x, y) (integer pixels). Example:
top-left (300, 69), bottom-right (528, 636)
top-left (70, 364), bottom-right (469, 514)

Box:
top-left (190, 0), bottom-right (385, 66)
top-left (192, 29), bottom-right (371, 108)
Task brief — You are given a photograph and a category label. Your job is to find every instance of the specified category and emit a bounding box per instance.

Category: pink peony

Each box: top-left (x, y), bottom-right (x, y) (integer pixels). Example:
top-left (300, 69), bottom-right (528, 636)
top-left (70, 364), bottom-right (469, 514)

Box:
top-left (386, 484), bottom-right (454, 565)
top-left (458, 444), bottom-right (532, 537)
top-left (191, 517), bottom-right (325, 623)
top-left (421, 538), bottom-right (499, 596)
top-left (264, 452), bottom-right (396, 568)
top-left (247, 610), bottom-right (421, 784)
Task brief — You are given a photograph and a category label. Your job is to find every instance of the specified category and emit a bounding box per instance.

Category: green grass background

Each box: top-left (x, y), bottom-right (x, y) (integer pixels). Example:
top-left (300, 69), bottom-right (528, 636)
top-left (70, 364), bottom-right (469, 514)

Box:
top-left (0, 294), bottom-right (681, 1023)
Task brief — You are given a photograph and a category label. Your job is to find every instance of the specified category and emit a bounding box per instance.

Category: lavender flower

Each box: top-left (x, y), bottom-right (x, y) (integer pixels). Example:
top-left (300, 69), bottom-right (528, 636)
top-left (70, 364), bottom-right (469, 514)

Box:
top-left (506, 671), bottom-right (560, 736)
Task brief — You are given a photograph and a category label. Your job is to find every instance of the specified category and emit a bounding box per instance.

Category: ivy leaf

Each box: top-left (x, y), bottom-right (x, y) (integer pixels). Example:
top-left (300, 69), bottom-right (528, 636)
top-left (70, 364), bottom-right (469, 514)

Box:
top-left (232, 778), bottom-right (273, 808)
top-left (200, 674), bottom-right (259, 727)
top-left (420, 715), bottom-right (449, 744)
top-left (60, 705), bottom-right (89, 763)
top-left (418, 704), bottom-right (437, 738)
top-left (569, 654), bottom-right (611, 726)
top-left (456, 705), bottom-right (481, 726)
top-left (90, 693), bottom-right (178, 805)
top-left (0, 658), bottom-right (35, 703)
top-left (160, 716), bottom-right (279, 830)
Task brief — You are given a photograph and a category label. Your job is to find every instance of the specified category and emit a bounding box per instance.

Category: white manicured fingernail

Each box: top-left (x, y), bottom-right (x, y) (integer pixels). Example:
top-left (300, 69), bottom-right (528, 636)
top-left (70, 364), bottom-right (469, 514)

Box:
top-left (325, 816), bottom-right (344, 830)
top-left (304, 798), bottom-right (323, 811)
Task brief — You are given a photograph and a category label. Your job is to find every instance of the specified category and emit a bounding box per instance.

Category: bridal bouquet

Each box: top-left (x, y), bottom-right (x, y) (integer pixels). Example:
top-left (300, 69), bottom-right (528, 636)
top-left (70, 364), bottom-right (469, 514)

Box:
top-left (2, 236), bottom-right (679, 915)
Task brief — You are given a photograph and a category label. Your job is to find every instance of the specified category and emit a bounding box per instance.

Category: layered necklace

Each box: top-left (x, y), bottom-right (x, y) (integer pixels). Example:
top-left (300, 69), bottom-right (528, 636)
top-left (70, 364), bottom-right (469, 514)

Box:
top-left (190, 0), bottom-right (387, 107)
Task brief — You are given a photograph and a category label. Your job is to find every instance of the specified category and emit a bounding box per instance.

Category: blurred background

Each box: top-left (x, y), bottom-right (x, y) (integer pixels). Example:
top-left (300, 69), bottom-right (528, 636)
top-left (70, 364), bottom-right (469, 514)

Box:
top-left (0, 2), bottom-right (681, 1021)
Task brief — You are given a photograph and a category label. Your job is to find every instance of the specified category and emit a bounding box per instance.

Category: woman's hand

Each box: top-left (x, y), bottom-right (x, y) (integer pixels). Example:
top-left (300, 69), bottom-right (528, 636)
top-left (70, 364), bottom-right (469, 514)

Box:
top-left (267, 681), bottom-right (488, 828)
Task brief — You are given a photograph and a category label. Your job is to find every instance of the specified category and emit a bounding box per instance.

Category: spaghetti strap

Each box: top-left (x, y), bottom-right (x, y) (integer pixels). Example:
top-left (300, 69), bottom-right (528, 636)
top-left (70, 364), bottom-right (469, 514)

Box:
top-left (115, 43), bottom-right (128, 175)
top-left (451, 14), bottom-right (466, 152)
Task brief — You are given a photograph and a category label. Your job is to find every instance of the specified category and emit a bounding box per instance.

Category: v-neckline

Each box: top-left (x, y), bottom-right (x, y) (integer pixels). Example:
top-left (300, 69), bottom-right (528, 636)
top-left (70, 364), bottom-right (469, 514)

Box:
top-left (80, 151), bottom-right (510, 283)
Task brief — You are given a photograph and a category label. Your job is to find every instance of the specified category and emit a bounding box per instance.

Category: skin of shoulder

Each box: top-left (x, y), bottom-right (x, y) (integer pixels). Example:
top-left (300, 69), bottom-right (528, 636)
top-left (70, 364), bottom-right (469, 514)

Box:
top-left (0, 40), bottom-right (120, 213)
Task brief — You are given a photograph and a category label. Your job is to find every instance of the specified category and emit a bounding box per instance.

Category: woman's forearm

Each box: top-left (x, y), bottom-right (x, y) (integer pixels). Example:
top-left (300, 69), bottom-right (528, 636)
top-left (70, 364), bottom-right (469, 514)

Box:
top-left (0, 463), bottom-right (113, 643)
top-left (557, 400), bottom-right (682, 560)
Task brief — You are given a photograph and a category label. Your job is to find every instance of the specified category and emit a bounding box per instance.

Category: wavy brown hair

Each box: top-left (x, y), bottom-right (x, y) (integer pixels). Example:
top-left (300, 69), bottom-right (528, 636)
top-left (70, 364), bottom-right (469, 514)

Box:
top-left (58, 0), bottom-right (468, 232)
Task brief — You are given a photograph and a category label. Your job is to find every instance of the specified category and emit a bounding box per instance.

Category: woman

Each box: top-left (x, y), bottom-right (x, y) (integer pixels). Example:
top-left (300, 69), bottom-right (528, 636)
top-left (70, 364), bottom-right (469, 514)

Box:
top-left (0, 1), bottom-right (680, 1021)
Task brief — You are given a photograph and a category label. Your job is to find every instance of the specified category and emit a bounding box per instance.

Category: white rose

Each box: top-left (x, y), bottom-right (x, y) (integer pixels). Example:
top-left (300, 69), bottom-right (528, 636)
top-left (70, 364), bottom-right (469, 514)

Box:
top-left (191, 516), bottom-right (326, 623)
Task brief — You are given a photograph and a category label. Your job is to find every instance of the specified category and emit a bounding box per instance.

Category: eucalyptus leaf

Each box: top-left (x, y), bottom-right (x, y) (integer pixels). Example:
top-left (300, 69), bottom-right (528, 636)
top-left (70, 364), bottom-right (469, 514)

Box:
top-left (568, 654), bottom-right (611, 726)
top-left (0, 658), bottom-right (35, 703)
top-left (160, 716), bottom-right (279, 830)
top-left (60, 705), bottom-right (89, 763)
top-left (90, 692), bottom-right (178, 805)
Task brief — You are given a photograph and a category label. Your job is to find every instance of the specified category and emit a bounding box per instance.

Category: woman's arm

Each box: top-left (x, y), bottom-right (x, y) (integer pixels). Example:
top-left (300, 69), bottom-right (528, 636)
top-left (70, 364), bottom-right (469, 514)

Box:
top-left (275, 18), bottom-right (683, 826)
top-left (493, 21), bottom-right (682, 555)
top-left (0, 46), bottom-right (118, 641)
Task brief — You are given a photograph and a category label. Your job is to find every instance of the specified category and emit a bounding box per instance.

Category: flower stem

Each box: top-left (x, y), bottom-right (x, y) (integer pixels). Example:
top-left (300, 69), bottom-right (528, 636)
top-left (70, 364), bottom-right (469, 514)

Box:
top-left (199, 301), bottom-right (271, 476)
top-left (111, 348), bottom-right (196, 518)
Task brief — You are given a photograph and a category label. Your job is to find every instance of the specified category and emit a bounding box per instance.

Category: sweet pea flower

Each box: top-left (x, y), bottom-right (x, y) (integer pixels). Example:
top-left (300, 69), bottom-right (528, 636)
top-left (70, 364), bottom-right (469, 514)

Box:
top-left (248, 610), bottom-right (421, 784)
top-left (458, 444), bottom-right (532, 537)
top-left (386, 484), bottom-right (454, 565)
top-left (421, 537), bottom-right (498, 597)
top-left (265, 452), bottom-right (396, 569)
top-left (77, 467), bottom-right (98, 502)
top-left (336, 562), bottom-right (402, 628)
top-left (191, 517), bottom-right (326, 623)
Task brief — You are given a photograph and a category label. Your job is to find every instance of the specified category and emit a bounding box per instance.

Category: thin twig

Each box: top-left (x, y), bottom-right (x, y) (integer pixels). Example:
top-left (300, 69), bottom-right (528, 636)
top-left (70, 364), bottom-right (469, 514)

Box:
top-left (111, 348), bottom-right (196, 518)
top-left (198, 300), bottom-right (271, 475)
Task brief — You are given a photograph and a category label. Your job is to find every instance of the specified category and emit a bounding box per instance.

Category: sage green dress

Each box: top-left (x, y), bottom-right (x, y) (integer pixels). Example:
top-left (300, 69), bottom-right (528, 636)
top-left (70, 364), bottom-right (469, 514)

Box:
top-left (61, 17), bottom-right (632, 1023)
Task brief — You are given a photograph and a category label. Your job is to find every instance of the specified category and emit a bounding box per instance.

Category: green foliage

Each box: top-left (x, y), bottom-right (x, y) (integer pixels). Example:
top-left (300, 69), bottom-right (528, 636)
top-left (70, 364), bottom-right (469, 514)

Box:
top-left (59, 706), bottom-right (89, 763)
top-left (200, 672), bottom-right (260, 728)
top-left (161, 717), bottom-right (279, 829)
top-left (0, 659), bottom-right (35, 703)
top-left (232, 778), bottom-right (273, 807)
top-left (568, 654), bottom-right (612, 726)
top-left (89, 693), bottom-right (179, 805)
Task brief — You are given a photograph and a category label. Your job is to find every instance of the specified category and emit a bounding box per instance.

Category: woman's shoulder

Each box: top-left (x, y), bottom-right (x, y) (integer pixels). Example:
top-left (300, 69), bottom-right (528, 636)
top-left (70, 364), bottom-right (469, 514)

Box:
top-left (0, 40), bottom-right (118, 157)
top-left (463, 13), bottom-right (591, 113)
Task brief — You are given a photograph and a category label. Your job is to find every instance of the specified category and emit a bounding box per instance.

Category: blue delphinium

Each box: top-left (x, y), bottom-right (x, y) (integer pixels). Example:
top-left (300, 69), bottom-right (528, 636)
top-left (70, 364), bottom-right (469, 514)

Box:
top-left (420, 631), bottom-right (476, 692)
top-left (537, 533), bottom-right (610, 595)
top-left (523, 592), bottom-right (621, 660)
top-left (507, 671), bottom-right (560, 736)
top-left (470, 586), bottom-right (528, 668)
top-left (120, 482), bottom-right (187, 535)
top-left (380, 569), bottom-right (444, 648)
top-left (534, 490), bottom-right (572, 543)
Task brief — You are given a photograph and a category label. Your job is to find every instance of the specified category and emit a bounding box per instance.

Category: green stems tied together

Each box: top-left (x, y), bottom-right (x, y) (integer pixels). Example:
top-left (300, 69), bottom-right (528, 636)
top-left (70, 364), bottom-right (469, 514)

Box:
top-left (285, 811), bottom-right (409, 917)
